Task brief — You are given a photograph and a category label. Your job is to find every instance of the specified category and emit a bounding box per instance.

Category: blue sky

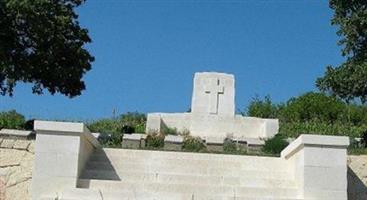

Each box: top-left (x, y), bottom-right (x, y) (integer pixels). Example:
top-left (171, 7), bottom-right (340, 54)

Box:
top-left (0, 1), bottom-right (344, 121)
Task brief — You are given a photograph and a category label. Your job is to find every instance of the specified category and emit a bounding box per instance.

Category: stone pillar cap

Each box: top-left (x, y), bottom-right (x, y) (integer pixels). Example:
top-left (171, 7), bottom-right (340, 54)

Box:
top-left (281, 134), bottom-right (349, 159)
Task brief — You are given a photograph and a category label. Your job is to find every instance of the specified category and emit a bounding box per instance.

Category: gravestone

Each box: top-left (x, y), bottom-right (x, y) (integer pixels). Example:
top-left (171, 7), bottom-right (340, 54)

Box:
top-left (122, 133), bottom-right (147, 149)
top-left (164, 135), bottom-right (184, 151)
top-left (146, 72), bottom-right (279, 139)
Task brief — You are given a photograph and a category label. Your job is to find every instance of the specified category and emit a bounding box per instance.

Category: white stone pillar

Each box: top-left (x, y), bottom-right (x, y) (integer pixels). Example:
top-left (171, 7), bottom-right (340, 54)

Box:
top-left (281, 134), bottom-right (349, 200)
top-left (145, 113), bottom-right (163, 133)
top-left (32, 120), bottom-right (100, 200)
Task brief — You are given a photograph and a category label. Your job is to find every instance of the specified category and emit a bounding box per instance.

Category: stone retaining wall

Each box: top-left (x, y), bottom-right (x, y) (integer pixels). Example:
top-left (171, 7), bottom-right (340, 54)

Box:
top-left (0, 137), bottom-right (35, 200)
top-left (0, 133), bottom-right (366, 200)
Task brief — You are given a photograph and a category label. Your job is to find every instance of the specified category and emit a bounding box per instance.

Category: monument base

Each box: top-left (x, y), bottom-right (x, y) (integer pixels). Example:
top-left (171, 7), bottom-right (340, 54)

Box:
top-left (146, 113), bottom-right (278, 139)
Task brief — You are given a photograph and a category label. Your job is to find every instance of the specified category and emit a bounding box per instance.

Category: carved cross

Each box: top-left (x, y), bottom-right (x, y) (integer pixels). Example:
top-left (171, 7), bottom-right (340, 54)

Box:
top-left (204, 78), bottom-right (224, 114)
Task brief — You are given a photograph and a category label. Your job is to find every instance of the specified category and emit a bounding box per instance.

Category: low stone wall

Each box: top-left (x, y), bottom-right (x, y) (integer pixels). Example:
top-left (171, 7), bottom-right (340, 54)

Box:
top-left (0, 136), bottom-right (35, 200)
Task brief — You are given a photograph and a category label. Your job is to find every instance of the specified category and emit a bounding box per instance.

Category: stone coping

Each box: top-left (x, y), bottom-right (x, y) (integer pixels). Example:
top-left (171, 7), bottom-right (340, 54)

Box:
top-left (92, 132), bottom-right (101, 138)
top-left (281, 134), bottom-right (350, 159)
top-left (234, 137), bottom-right (264, 146)
top-left (205, 137), bottom-right (225, 145)
top-left (0, 129), bottom-right (34, 137)
top-left (34, 120), bottom-right (101, 148)
top-left (164, 135), bottom-right (184, 143)
top-left (123, 133), bottom-right (147, 140)
top-left (34, 120), bottom-right (88, 133)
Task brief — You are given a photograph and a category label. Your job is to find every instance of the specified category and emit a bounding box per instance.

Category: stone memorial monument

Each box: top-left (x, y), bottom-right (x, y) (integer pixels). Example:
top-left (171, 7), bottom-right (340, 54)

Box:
top-left (146, 72), bottom-right (279, 139)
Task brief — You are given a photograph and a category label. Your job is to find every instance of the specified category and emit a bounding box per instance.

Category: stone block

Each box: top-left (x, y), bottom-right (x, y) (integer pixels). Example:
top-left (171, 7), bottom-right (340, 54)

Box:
top-left (0, 149), bottom-right (23, 167)
top-left (246, 138), bottom-right (265, 153)
top-left (27, 142), bottom-right (35, 153)
top-left (164, 135), bottom-right (183, 151)
top-left (13, 140), bottom-right (31, 150)
top-left (233, 138), bottom-right (247, 151)
top-left (281, 134), bottom-right (349, 200)
top-left (303, 166), bottom-right (347, 190)
top-left (60, 188), bottom-right (102, 200)
top-left (122, 134), bottom-right (146, 149)
top-left (92, 132), bottom-right (101, 139)
top-left (32, 120), bottom-right (100, 200)
top-left (0, 139), bottom-right (15, 149)
top-left (0, 129), bottom-right (34, 137)
top-left (206, 137), bottom-right (224, 152)
top-left (35, 134), bottom-right (81, 154)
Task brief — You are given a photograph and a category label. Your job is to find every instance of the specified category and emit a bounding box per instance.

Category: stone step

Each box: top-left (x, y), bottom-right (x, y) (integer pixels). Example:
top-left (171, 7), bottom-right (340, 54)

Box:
top-left (88, 156), bottom-right (289, 173)
top-left (94, 148), bottom-right (286, 166)
top-left (77, 180), bottom-right (299, 199)
top-left (81, 167), bottom-right (293, 181)
top-left (79, 170), bottom-right (296, 188)
top-left (85, 159), bottom-right (292, 176)
top-left (61, 188), bottom-right (303, 200)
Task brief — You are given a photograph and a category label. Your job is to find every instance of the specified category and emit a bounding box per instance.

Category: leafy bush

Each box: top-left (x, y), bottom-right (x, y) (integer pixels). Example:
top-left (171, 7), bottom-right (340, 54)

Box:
top-left (279, 121), bottom-right (366, 138)
top-left (161, 126), bottom-right (178, 135)
top-left (109, 132), bottom-right (123, 147)
top-left (88, 112), bottom-right (146, 134)
top-left (245, 93), bottom-right (367, 139)
top-left (262, 134), bottom-right (289, 155)
top-left (146, 132), bottom-right (165, 149)
top-left (182, 136), bottom-right (206, 152)
top-left (135, 123), bottom-right (145, 133)
top-left (88, 118), bottom-right (121, 134)
top-left (120, 112), bottom-right (146, 133)
top-left (223, 138), bottom-right (238, 153)
top-left (88, 112), bottom-right (146, 147)
top-left (360, 130), bottom-right (367, 148)
top-left (121, 125), bottom-right (135, 134)
top-left (0, 110), bottom-right (26, 129)
top-left (24, 119), bottom-right (35, 130)
top-left (343, 104), bottom-right (367, 125)
top-left (247, 95), bottom-right (278, 118)
top-left (279, 92), bottom-right (345, 123)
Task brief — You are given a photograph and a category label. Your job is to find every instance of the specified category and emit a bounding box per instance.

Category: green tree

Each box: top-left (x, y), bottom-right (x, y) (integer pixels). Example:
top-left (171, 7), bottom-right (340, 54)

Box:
top-left (317, 0), bottom-right (367, 103)
top-left (0, 0), bottom-right (94, 97)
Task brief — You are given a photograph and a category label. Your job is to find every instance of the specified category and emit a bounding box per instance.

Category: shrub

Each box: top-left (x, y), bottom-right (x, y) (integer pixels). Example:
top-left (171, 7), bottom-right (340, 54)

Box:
top-left (223, 138), bottom-right (238, 153)
top-left (262, 134), bottom-right (289, 155)
top-left (279, 92), bottom-right (345, 123)
top-left (360, 130), bottom-right (367, 148)
top-left (161, 126), bottom-right (178, 135)
top-left (182, 136), bottom-right (205, 152)
top-left (135, 123), bottom-right (145, 133)
top-left (109, 132), bottom-right (123, 147)
top-left (344, 104), bottom-right (367, 125)
top-left (97, 132), bottom-right (111, 147)
top-left (120, 112), bottom-right (146, 133)
top-left (146, 132), bottom-right (165, 149)
top-left (24, 119), bottom-right (35, 130)
top-left (88, 118), bottom-right (121, 134)
top-left (88, 112), bottom-right (147, 135)
top-left (121, 125), bottom-right (135, 134)
top-left (279, 121), bottom-right (367, 138)
top-left (246, 95), bottom-right (278, 118)
top-left (0, 110), bottom-right (26, 129)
